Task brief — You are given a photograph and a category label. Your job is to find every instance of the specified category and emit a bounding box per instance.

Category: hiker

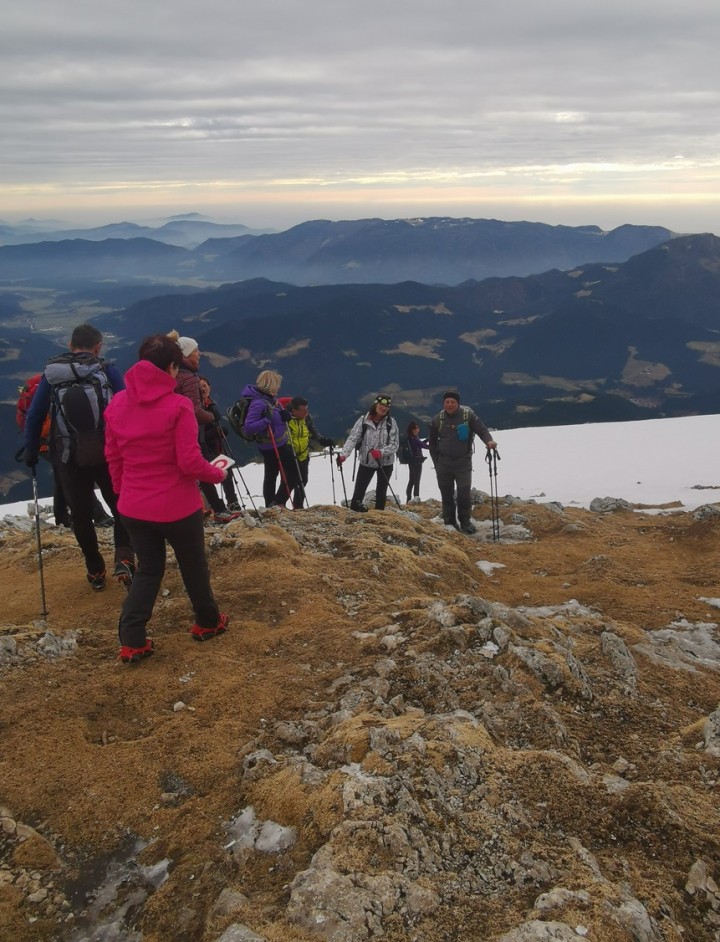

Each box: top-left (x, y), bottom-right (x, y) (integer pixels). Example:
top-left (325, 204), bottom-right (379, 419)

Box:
top-left (404, 421), bottom-right (429, 503)
top-left (17, 373), bottom-right (114, 528)
top-left (104, 333), bottom-right (230, 662)
top-left (168, 332), bottom-right (239, 524)
top-left (199, 376), bottom-right (240, 511)
top-left (241, 370), bottom-right (301, 507)
top-left (284, 396), bottom-right (334, 509)
top-left (428, 390), bottom-right (497, 534)
top-left (22, 323), bottom-right (135, 589)
top-left (336, 394), bottom-right (399, 511)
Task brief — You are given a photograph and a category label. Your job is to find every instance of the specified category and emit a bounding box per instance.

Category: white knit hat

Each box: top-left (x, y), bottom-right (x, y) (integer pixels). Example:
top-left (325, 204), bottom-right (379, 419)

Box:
top-left (178, 336), bottom-right (198, 357)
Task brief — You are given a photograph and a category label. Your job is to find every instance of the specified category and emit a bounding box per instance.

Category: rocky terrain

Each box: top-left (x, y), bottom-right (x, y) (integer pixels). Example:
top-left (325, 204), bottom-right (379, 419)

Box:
top-left (1, 492), bottom-right (719, 942)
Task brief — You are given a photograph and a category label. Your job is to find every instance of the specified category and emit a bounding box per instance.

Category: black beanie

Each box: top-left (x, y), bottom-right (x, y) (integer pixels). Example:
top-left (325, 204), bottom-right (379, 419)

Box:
top-left (442, 391), bottom-right (460, 404)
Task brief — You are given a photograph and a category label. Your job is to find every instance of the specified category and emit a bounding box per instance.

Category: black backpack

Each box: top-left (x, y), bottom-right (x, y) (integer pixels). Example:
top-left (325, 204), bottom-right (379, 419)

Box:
top-left (227, 396), bottom-right (270, 442)
top-left (45, 353), bottom-right (113, 466)
top-left (398, 436), bottom-right (412, 464)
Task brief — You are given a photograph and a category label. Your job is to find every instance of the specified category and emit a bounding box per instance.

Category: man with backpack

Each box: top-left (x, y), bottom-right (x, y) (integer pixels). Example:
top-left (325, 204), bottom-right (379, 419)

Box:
top-left (428, 391), bottom-right (497, 534)
top-left (17, 373), bottom-right (114, 529)
top-left (283, 396), bottom-right (334, 509)
top-left (23, 324), bottom-right (135, 590)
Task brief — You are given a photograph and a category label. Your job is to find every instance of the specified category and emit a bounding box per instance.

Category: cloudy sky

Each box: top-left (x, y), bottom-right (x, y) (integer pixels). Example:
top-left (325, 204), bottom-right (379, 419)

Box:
top-left (2, 0), bottom-right (719, 233)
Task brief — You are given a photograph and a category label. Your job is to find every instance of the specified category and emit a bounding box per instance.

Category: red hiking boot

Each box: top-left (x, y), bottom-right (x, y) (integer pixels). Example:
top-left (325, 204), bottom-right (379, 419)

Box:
top-left (119, 640), bottom-right (154, 663)
top-left (190, 612), bottom-right (229, 642)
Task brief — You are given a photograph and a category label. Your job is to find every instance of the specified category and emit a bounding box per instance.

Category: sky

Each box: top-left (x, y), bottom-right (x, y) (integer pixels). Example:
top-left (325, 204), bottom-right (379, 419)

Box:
top-left (7, 414), bottom-right (720, 520)
top-left (2, 1), bottom-right (720, 234)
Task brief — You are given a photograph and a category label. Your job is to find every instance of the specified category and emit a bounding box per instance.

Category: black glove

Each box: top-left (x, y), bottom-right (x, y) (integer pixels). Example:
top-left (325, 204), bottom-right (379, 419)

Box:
top-left (318, 436), bottom-right (334, 447)
top-left (23, 449), bottom-right (39, 469)
top-left (279, 408), bottom-right (292, 422)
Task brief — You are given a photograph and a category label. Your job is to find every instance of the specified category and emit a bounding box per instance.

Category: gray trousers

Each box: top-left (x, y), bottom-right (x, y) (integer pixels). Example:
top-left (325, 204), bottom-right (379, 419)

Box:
top-left (435, 456), bottom-right (473, 526)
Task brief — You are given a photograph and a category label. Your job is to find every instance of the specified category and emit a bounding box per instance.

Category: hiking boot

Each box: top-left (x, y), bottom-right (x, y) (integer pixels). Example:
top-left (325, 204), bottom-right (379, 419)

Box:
top-left (442, 517), bottom-right (459, 530)
top-left (113, 560), bottom-right (135, 588)
top-left (459, 520), bottom-right (477, 535)
top-left (350, 500), bottom-right (368, 513)
top-left (94, 511), bottom-right (115, 528)
top-left (87, 570), bottom-right (106, 590)
top-left (227, 501), bottom-right (242, 512)
top-left (190, 612), bottom-right (229, 642)
top-left (119, 640), bottom-right (154, 663)
top-left (213, 509), bottom-right (243, 524)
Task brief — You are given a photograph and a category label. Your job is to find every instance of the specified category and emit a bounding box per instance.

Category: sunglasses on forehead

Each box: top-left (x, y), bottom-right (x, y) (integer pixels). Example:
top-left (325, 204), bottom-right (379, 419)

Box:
top-left (375, 396), bottom-right (392, 406)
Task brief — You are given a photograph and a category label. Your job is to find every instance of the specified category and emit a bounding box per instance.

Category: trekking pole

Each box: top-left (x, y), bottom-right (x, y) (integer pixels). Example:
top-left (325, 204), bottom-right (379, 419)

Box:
top-left (485, 447), bottom-right (502, 542)
top-left (30, 466), bottom-right (49, 619)
top-left (268, 428), bottom-right (293, 505)
top-left (328, 446), bottom-right (337, 504)
top-left (235, 465), bottom-right (262, 518)
top-left (217, 426), bottom-right (267, 519)
top-left (377, 460), bottom-right (402, 509)
top-left (288, 439), bottom-right (309, 508)
top-left (337, 455), bottom-right (349, 507)
top-left (217, 427), bottom-right (247, 511)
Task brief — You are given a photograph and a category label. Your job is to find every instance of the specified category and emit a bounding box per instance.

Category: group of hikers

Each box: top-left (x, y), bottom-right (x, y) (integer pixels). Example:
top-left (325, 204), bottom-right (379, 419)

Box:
top-left (21, 324), bottom-right (497, 665)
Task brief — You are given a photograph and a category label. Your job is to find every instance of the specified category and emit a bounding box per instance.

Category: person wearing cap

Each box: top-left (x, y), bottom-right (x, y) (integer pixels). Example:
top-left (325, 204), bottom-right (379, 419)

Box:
top-left (428, 391), bottom-right (496, 534)
top-left (167, 330), bottom-right (240, 524)
top-left (337, 394), bottom-right (399, 511)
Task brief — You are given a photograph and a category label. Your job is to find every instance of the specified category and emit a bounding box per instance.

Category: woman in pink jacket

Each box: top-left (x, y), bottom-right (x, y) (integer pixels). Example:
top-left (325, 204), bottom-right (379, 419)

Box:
top-left (104, 334), bottom-right (230, 663)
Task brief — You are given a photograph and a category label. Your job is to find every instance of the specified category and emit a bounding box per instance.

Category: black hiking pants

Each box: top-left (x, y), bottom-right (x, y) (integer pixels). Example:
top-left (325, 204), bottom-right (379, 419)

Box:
top-left (118, 509), bottom-right (219, 648)
top-left (260, 443), bottom-right (300, 506)
top-left (54, 460), bottom-right (133, 575)
top-left (406, 462), bottom-right (423, 502)
top-left (292, 457), bottom-right (309, 509)
top-left (352, 462), bottom-right (394, 510)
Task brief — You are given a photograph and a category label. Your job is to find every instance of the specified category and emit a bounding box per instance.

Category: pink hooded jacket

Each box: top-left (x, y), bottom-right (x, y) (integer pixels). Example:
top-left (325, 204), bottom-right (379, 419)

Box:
top-left (104, 359), bottom-right (225, 522)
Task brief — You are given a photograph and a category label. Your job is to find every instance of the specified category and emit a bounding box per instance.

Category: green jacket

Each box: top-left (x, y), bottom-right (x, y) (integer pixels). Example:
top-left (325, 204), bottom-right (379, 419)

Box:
top-left (287, 414), bottom-right (322, 462)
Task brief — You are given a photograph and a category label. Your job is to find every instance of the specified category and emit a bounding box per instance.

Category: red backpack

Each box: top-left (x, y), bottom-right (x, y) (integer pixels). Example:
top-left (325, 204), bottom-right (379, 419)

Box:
top-left (16, 373), bottom-right (51, 451)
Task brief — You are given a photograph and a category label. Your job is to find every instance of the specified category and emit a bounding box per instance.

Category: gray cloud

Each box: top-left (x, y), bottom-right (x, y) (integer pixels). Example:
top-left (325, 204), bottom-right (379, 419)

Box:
top-left (1, 0), bottom-right (719, 229)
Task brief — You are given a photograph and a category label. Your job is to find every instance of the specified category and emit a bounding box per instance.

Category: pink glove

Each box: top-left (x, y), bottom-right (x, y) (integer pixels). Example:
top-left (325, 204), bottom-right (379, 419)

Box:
top-left (336, 454), bottom-right (346, 467)
top-left (370, 449), bottom-right (382, 460)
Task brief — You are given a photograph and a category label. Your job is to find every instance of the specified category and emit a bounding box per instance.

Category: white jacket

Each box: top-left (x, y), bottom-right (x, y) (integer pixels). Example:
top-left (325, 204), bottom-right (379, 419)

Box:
top-left (341, 413), bottom-right (399, 467)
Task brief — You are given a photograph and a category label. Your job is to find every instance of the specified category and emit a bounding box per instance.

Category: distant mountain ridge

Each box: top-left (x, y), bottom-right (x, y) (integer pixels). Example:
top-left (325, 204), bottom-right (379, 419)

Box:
top-left (0, 217), bottom-right (269, 250)
top-left (0, 216), bottom-right (675, 287)
top-left (205, 217), bottom-right (676, 285)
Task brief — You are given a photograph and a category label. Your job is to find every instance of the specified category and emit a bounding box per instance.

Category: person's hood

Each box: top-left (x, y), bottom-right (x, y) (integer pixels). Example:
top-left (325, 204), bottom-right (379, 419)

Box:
top-left (123, 360), bottom-right (178, 405)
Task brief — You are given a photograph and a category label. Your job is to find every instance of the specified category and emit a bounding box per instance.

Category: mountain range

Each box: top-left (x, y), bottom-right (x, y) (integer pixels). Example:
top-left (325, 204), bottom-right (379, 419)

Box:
top-left (2, 228), bottom-right (719, 503)
top-left (0, 213), bottom-right (268, 250)
top-left (0, 216), bottom-right (674, 288)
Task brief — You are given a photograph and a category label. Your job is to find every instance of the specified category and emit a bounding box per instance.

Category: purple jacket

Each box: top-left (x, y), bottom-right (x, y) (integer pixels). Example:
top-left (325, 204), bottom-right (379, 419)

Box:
top-left (241, 383), bottom-right (288, 451)
top-left (408, 435), bottom-right (429, 462)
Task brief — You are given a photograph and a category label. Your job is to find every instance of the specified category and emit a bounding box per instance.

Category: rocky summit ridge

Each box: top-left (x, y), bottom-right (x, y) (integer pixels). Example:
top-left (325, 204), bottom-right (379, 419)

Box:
top-left (1, 493), bottom-right (720, 942)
